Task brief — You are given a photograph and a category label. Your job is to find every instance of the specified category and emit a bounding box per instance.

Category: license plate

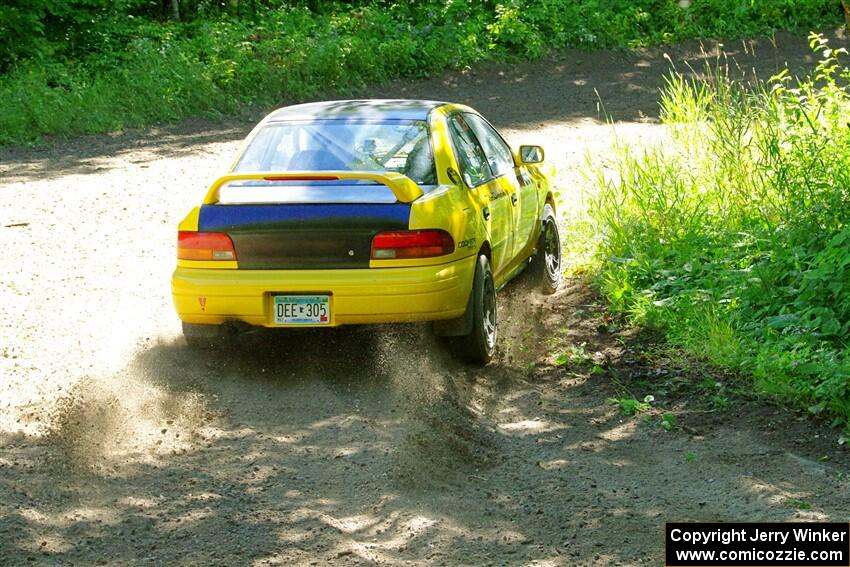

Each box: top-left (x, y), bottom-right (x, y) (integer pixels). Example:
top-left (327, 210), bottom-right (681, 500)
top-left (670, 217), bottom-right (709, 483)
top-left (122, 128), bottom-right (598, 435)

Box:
top-left (273, 295), bottom-right (330, 325)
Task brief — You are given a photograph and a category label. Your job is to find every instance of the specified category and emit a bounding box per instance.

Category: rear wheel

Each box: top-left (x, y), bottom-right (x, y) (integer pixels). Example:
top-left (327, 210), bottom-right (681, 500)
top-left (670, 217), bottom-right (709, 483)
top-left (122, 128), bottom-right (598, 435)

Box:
top-left (454, 255), bottom-right (497, 364)
top-left (182, 322), bottom-right (226, 350)
top-left (529, 204), bottom-right (562, 295)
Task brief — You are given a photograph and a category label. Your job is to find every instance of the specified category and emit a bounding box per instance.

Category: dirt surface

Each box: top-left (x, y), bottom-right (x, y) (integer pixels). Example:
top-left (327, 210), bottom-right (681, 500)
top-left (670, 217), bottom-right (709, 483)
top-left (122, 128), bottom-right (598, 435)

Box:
top-left (2, 32), bottom-right (849, 566)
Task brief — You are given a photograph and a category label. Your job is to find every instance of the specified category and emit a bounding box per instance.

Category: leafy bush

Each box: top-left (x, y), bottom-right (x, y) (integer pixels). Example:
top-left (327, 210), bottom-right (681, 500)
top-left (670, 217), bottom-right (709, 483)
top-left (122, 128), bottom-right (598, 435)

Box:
top-left (587, 34), bottom-right (850, 432)
top-left (0, 0), bottom-right (842, 145)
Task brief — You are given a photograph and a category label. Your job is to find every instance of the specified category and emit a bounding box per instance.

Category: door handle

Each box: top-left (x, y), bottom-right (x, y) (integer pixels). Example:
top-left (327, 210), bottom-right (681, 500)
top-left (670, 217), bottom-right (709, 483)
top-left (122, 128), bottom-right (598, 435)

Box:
top-left (511, 193), bottom-right (518, 206)
top-left (482, 206), bottom-right (491, 221)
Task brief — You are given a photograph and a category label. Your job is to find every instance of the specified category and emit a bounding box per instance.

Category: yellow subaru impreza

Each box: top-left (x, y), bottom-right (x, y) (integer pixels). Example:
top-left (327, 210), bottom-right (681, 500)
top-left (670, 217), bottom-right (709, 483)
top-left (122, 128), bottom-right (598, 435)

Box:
top-left (172, 99), bottom-right (561, 363)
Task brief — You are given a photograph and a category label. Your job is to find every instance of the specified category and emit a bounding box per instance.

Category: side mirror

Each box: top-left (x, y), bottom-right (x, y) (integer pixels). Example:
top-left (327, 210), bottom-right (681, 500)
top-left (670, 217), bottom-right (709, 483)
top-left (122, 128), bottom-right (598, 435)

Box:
top-left (518, 145), bottom-right (544, 164)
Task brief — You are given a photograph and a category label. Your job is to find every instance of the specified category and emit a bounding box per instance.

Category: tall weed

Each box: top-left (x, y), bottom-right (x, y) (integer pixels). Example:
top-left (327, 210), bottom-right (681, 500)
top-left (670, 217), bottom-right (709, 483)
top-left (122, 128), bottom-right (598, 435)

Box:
top-left (588, 34), bottom-right (850, 431)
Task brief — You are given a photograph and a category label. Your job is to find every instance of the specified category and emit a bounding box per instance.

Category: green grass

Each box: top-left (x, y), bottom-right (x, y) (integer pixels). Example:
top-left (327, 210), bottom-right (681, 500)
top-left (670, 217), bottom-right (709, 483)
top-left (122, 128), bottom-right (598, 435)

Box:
top-left (609, 397), bottom-right (651, 416)
top-left (0, 0), bottom-right (842, 145)
top-left (585, 34), bottom-right (850, 435)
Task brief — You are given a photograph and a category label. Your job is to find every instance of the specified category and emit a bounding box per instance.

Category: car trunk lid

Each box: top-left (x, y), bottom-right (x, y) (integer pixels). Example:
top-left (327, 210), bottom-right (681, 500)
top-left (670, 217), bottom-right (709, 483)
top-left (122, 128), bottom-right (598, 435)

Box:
top-left (197, 202), bottom-right (411, 269)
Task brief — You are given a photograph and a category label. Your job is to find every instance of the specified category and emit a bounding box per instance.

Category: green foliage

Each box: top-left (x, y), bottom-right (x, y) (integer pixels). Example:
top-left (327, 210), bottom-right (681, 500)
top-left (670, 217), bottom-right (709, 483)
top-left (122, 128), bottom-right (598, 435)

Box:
top-left (587, 34), bottom-right (850, 432)
top-left (659, 412), bottom-right (677, 431)
top-left (710, 394), bottom-right (731, 410)
top-left (0, 5), bottom-right (462, 144)
top-left (0, 1), bottom-right (48, 70)
top-left (787, 498), bottom-right (812, 510)
top-left (0, 0), bottom-right (842, 145)
top-left (554, 343), bottom-right (590, 366)
top-left (609, 396), bottom-right (651, 416)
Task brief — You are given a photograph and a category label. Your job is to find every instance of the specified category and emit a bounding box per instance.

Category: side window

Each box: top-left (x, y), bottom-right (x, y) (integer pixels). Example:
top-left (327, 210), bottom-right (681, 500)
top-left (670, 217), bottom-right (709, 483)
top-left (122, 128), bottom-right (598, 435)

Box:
top-left (463, 113), bottom-right (515, 177)
top-left (447, 114), bottom-right (493, 187)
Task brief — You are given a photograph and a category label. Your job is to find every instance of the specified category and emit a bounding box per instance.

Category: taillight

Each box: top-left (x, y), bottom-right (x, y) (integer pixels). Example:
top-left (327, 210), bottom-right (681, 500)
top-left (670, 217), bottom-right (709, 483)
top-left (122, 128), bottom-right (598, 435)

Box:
top-left (371, 230), bottom-right (454, 260)
top-left (178, 232), bottom-right (237, 261)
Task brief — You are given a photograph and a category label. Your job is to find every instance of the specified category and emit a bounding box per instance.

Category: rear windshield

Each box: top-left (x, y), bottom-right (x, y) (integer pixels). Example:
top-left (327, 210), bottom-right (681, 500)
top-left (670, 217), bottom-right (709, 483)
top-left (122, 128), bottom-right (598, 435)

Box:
top-left (234, 119), bottom-right (437, 185)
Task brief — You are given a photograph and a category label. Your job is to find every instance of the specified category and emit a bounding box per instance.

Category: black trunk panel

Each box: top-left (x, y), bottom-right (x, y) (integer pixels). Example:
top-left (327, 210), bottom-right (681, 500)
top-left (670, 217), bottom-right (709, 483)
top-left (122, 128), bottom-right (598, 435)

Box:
top-left (198, 203), bottom-right (411, 269)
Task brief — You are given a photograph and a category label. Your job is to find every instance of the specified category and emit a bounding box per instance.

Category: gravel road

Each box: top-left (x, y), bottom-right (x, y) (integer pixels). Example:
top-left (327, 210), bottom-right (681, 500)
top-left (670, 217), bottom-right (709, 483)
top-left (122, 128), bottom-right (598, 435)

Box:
top-left (1, 32), bottom-right (848, 566)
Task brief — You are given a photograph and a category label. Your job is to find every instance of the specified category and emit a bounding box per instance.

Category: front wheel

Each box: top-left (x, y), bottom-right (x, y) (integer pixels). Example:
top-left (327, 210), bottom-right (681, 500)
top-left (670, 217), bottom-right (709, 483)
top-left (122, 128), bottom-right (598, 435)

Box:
top-left (454, 254), bottom-right (497, 364)
top-left (529, 204), bottom-right (562, 295)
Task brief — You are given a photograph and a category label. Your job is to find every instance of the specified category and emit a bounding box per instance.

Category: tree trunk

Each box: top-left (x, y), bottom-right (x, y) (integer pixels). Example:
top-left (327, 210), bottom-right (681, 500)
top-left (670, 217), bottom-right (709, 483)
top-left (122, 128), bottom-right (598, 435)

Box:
top-left (842, 0), bottom-right (850, 35)
top-left (170, 0), bottom-right (180, 21)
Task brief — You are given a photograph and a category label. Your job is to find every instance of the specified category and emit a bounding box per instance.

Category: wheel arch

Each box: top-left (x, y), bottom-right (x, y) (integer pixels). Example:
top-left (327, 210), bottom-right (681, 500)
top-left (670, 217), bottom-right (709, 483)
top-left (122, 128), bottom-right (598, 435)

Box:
top-left (544, 192), bottom-right (557, 216)
top-left (477, 240), bottom-right (492, 261)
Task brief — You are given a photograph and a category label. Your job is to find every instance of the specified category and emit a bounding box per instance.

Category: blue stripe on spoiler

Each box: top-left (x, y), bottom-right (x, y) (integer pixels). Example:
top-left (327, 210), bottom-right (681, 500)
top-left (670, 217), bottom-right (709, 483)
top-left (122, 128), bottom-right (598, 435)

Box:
top-left (198, 203), bottom-right (411, 232)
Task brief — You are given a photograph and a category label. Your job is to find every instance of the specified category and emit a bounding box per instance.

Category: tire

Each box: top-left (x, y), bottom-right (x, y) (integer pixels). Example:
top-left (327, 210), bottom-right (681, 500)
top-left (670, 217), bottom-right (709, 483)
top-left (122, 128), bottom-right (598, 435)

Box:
top-left (529, 203), bottom-right (562, 295)
top-left (454, 254), bottom-right (497, 364)
top-left (182, 322), bottom-right (226, 350)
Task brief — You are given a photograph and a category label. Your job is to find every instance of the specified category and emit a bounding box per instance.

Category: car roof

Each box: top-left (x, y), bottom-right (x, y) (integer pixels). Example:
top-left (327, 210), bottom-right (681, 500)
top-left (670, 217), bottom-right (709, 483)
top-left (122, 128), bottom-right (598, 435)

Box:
top-left (266, 99), bottom-right (450, 122)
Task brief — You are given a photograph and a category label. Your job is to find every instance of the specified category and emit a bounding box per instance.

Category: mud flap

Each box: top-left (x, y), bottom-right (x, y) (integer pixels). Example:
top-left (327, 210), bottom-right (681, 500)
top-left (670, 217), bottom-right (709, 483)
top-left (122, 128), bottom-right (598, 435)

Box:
top-left (432, 289), bottom-right (474, 337)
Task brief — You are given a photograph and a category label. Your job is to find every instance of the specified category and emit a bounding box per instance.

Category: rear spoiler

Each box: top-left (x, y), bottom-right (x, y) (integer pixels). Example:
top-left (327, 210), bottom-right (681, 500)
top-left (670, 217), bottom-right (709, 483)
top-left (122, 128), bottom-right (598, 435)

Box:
top-left (202, 171), bottom-right (425, 205)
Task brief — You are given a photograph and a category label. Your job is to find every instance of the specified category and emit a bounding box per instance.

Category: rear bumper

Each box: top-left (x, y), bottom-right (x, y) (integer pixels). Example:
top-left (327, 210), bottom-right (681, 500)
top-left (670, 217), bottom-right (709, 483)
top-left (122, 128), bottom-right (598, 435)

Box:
top-left (171, 256), bottom-right (475, 327)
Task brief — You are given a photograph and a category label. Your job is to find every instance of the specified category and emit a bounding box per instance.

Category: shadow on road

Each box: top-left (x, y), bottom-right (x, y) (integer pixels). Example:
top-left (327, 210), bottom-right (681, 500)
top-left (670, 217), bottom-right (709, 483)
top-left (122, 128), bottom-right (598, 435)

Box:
top-left (3, 280), bottom-right (847, 565)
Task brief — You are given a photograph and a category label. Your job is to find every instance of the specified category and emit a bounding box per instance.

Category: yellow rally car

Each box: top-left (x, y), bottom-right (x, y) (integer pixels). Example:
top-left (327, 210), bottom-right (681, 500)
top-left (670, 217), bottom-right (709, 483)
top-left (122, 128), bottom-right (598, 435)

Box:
top-left (172, 100), bottom-right (561, 363)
